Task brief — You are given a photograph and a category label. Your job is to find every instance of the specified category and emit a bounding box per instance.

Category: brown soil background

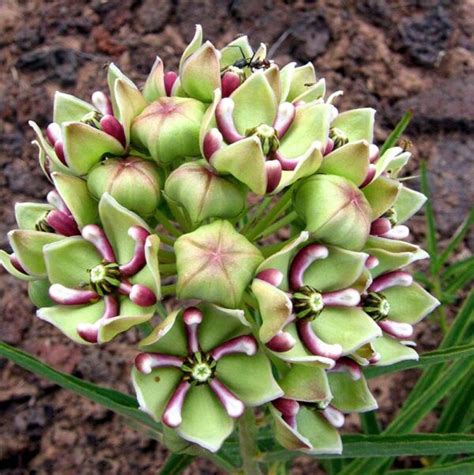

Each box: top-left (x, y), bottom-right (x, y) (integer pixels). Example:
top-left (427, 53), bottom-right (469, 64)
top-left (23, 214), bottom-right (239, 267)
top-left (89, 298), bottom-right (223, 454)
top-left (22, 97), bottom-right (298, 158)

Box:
top-left (0, 0), bottom-right (472, 474)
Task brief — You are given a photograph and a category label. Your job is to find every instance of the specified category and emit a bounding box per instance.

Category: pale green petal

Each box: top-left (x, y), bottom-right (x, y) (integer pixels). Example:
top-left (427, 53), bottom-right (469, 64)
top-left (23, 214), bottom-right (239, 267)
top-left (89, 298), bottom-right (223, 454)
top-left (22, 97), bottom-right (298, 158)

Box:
top-left (230, 72), bottom-right (277, 134)
top-left (216, 348), bottom-right (283, 405)
top-left (319, 140), bottom-right (370, 186)
top-left (384, 283), bottom-right (439, 324)
top-left (393, 186), bottom-right (427, 224)
top-left (178, 385), bottom-right (234, 452)
top-left (0, 249), bottom-right (36, 281)
top-left (8, 230), bottom-right (64, 277)
top-left (132, 366), bottom-right (182, 420)
top-left (15, 202), bottom-right (53, 230)
top-left (279, 365), bottom-right (332, 403)
top-left (43, 237), bottom-right (100, 287)
top-left (372, 335), bottom-right (419, 366)
top-left (98, 193), bottom-right (150, 265)
top-left (37, 301), bottom-right (104, 345)
top-left (363, 176), bottom-right (401, 220)
top-left (52, 173), bottom-right (99, 228)
top-left (53, 92), bottom-right (95, 124)
top-left (332, 108), bottom-right (375, 143)
top-left (328, 372), bottom-right (377, 412)
top-left (62, 122), bottom-right (125, 175)
top-left (28, 279), bottom-right (53, 307)
top-left (313, 307), bottom-right (382, 354)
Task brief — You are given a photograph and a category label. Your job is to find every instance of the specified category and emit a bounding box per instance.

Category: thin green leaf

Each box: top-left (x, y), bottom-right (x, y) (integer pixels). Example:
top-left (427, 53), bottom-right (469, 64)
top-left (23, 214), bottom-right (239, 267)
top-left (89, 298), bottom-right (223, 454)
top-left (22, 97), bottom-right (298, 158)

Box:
top-left (364, 342), bottom-right (474, 379)
top-left (160, 454), bottom-right (195, 475)
top-left (261, 434), bottom-right (474, 462)
top-left (445, 263), bottom-right (474, 294)
top-left (388, 457), bottom-right (474, 475)
top-left (0, 341), bottom-right (163, 438)
top-left (338, 361), bottom-right (473, 475)
top-left (438, 209), bottom-right (474, 267)
top-left (420, 161), bottom-right (438, 271)
top-left (443, 256), bottom-right (474, 281)
top-left (380, 110), bottom-right (413, 155)
top-left (359, 411), bottom-right (381, 434)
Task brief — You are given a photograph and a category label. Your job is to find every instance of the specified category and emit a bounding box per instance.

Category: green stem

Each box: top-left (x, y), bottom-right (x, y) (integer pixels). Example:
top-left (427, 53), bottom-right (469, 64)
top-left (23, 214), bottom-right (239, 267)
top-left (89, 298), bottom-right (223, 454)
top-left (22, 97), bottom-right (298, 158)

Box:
top-left (160, 263), bottom-right (177, 275)
top-left (259, 211), bottom-right (298, 239)
top-left (161, 284), bottom-right (176, 297)
top-left (154, 209), bottom-right (181, 238)
top-left (155, 231), bottom-right (175, 246)
top-left (238, 409), bottom-right (263, 475)
top-left (168, 201), bottom-right (192, 233)
top-left (155, 301), bottom-right (168, 319)
top-left (240, 197), bottom-right (272, 234)
top-left (245, 188), bottom-right (293, 241)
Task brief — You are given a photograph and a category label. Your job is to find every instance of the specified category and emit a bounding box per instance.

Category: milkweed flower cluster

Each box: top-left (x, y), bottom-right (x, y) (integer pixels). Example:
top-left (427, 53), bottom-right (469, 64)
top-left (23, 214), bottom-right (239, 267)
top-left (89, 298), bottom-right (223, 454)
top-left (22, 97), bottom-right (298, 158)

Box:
top-left (1, 26), bottom-right (439, 454)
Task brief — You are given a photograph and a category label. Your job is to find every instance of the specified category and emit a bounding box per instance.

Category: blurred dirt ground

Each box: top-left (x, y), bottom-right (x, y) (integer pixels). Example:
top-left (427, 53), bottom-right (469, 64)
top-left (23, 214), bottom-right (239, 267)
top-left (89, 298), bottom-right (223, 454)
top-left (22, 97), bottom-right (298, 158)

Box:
top-left (0, 0), bottom-right (472, 473)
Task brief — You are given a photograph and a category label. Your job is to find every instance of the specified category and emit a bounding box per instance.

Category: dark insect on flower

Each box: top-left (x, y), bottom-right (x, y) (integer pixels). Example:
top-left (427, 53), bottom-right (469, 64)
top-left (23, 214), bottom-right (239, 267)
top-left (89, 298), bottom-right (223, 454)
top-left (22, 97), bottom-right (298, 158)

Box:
top-left (223, 45), bottom-right (272, 72)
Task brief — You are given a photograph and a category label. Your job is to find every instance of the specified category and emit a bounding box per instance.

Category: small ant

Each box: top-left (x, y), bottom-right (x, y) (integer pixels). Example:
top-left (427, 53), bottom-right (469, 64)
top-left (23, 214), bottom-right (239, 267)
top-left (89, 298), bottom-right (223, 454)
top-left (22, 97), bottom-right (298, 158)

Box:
top-left (223, 45), bottom-right (272, 72)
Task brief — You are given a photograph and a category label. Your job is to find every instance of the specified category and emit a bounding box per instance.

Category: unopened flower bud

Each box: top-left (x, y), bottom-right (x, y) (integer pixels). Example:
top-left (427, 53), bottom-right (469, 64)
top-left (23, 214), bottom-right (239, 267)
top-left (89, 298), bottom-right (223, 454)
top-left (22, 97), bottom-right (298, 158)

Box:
top-left (87, 157), bottom-right (161, 218)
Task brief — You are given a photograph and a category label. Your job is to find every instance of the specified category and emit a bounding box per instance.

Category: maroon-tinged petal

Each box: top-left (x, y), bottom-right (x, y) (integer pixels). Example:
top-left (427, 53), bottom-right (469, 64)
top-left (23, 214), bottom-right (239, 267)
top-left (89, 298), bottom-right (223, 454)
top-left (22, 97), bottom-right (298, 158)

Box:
top-left (10, 253), bottom-right (26, 273)
top-left (289, 244), bottom-right (329, 290)
top-left (81, 224), bottom-right (116, 263)
top-left (371, 218), bottom-right (392, 236)
top-left (129, 284), bottom-right (157, 307)
top-left (369, 271), bottom-right (413, 292)
top-left (100, 114), bottom-right (126, 147)
top-left (119, 226), bottom-right (150, 276)
top-left (332, 357), bottom-right (362, 380)
top-left (47, 190), bottom-right (70, 215)
top-left (54, 140), bottom-right (67, 165)
top-left (324, 138), bottom-right (335, 156)
top-left (49, 284), bottom-right (98, 305)
top-left (360, 164), bottom-right (376, 188)
top-left (135, 352), bottom-right (184, 374)
top-left (76, 323), bottom-right (99, 344)
top-left (265, 160), bottom-right (282, 193)
top-left (266, 331), bottom-right (296, 352)
top-left (297, 319), bottom-right (342, 360)
top-left (208, 378), bottom-right (245, 419)
top-left (322, 406), bottom-right (345, 428)
top-left (378, 319), bottom-right (413, 339)
top-left (164, 71), bottom-right (178, 97)
top-left (215, 98), bottom-right (244, 144)
top-left (210, 335), bottom-right (257, 361)
top-left (272, 398), bottom-right (300, 429)
top-left (203, 128), bottom-right (223, 161)
top-left (46, 210), bottom-right (80, 236)
top-left (256, 268), bottom-right (283, 287)
top-left (273, 102), bottom-right (295, 138)
top-left (365, 255), bottom-right (379, 270)
top-left (272, 151), bottom-right (300, 171)
top-left (370, 352), bottom-right (381, 364)
top-left (162, 380), bottom-right (192, 428)
top-left (221, 71), bottom-right (242, 98)
top-left (102, 294), bottom-right (119, 319)
top-left (183, 307), bottom-right (203, 353)
top-left (322, 288), bottom-right (360, 307)
top-left (381, 225), bottom-right (410, 240)
top-left (46, 122), bottom-right (62, 146)
top-left (368, 144), bottom-right (379, 163)
top-left (92, 91), bottom-right (113, 115)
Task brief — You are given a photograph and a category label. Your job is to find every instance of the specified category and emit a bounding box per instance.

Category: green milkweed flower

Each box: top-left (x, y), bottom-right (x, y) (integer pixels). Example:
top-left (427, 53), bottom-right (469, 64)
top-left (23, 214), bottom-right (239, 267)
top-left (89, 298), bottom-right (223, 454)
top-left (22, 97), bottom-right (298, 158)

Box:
top-left (132, 304), bottom-right (282, 452)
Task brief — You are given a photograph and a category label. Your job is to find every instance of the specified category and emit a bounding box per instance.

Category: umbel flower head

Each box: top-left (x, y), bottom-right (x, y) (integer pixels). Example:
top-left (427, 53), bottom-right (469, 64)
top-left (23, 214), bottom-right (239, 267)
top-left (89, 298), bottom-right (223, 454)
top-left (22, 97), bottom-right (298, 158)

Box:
top-left (1, 24), bottom-right (440, 456)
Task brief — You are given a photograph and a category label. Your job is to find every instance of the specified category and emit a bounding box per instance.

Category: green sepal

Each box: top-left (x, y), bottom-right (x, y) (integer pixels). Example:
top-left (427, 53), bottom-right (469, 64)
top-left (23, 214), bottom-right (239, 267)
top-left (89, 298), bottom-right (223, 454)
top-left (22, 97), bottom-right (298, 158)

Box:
top-left (53, 92), bottom-right (95, 124)
top-left (363, 176), bottom-right (401, 220)
top-left (8, 230), bottom-right (64, 277)
top-left (52, 172), bottom-right (99, 228)
top-left (15, 202), bottom-right (53, 230)
top-left (328, 372), bottom-right (377, 412)
top-left (331, 108), bottom-right (375, 143)
top-left (62, 122), bottom-right (125, 175)
top-left (279, 365), bottom-right (332, 403)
